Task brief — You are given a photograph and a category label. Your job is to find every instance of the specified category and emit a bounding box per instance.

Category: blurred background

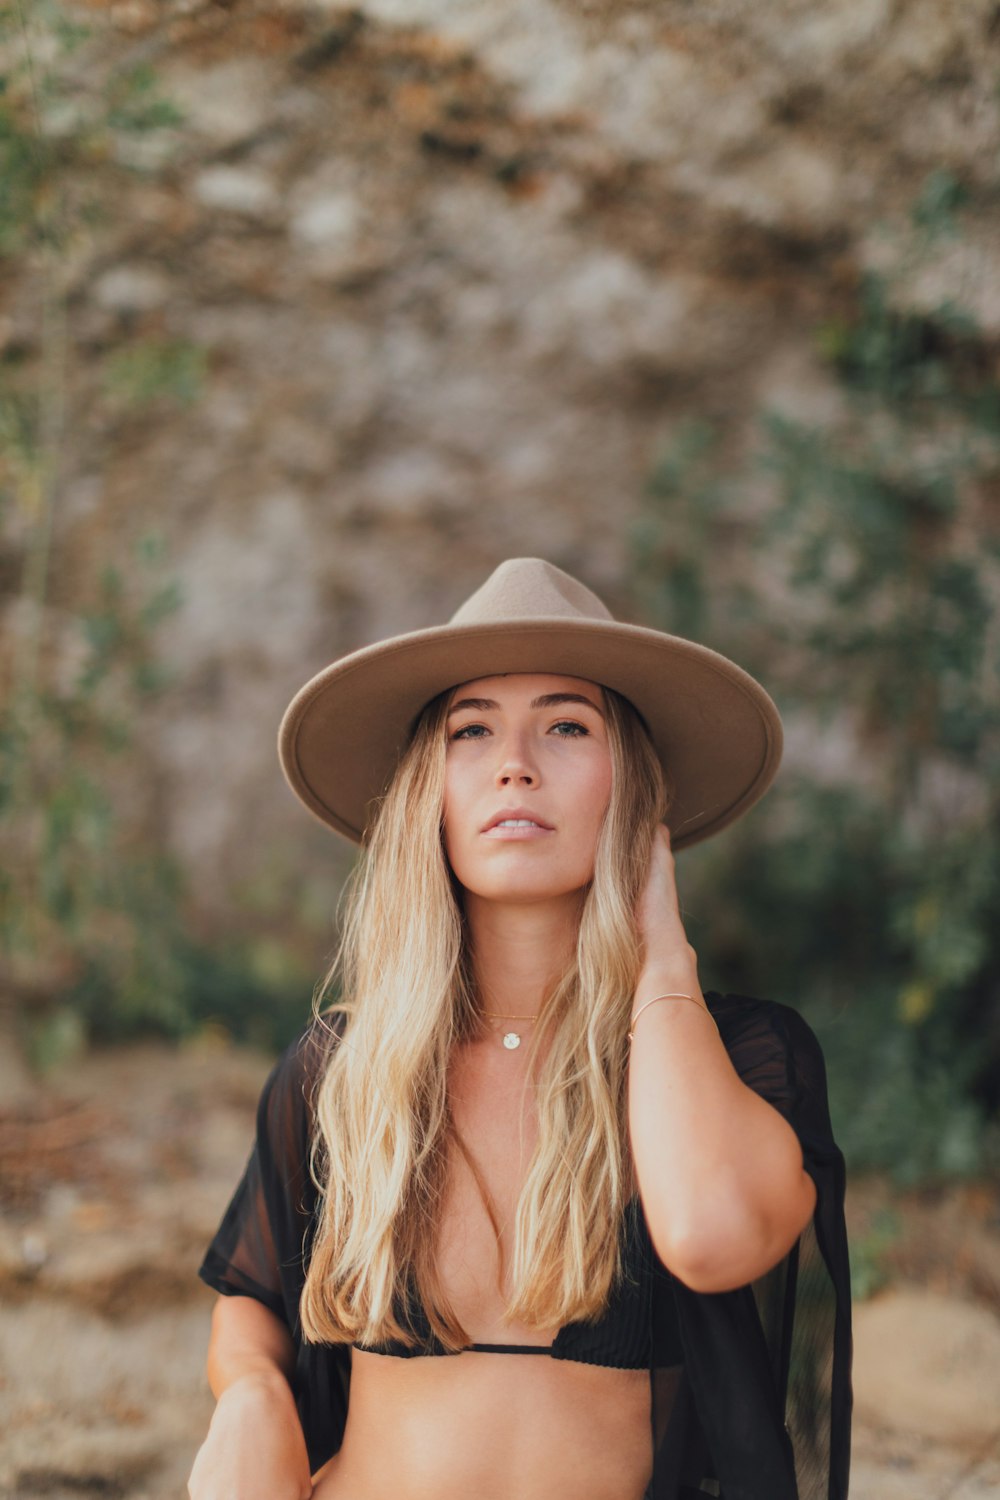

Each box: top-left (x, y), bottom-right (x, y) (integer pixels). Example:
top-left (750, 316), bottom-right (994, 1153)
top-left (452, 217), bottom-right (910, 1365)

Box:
top-left (1, 1), bottom-right (999, 1496)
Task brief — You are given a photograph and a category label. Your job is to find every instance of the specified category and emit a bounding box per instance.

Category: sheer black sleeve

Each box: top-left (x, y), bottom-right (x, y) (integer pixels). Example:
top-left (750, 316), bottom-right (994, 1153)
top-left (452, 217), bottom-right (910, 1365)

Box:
top-left (197, 1015), bottom-right (351, 1473)
top-left (197, 1021), bottom-right (325, 1324)
top-left (664, 991), bottom-right (852, 1500)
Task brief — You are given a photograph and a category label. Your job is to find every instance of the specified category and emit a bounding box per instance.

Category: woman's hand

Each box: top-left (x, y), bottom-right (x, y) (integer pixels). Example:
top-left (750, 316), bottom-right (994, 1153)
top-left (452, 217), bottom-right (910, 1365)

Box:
top-left (635, 823), bottom-right (700, 993)
top-left (187, 1367), bottom-right (313, 1500)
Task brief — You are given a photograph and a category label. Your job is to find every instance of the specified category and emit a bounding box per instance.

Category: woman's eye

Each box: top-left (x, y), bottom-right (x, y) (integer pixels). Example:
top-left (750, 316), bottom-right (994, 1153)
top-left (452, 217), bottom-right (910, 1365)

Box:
top-left (450, 720), bottom-right (588, 741)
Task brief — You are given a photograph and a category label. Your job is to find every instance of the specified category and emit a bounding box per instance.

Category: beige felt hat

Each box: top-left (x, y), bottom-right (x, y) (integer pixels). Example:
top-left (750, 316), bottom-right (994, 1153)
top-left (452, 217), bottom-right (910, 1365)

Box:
top-left (277, 557), bottom-right (783, 849)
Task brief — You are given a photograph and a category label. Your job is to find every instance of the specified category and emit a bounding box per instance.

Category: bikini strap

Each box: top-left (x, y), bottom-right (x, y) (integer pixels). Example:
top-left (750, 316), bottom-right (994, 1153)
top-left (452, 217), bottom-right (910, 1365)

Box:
top-left (467, 1341), bottom-right (553, 1354)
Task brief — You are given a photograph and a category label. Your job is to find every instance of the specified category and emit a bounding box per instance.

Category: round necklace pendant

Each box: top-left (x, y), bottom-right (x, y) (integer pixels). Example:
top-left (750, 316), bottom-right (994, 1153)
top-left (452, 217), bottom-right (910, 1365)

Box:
top-left (502, 1031), bottom-right (521, 1050)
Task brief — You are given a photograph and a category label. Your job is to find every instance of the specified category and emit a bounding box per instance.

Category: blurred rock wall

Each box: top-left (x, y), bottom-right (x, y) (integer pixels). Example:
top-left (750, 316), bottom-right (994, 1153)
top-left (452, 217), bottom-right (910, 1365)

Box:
top-left (5, 0), bottom-right (1000, 933)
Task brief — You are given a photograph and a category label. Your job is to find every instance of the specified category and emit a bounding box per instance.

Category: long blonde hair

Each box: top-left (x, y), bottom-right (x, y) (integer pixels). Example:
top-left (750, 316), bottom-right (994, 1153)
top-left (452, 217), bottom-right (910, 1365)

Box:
top-left (300, 683), bottom-right (671, 1349)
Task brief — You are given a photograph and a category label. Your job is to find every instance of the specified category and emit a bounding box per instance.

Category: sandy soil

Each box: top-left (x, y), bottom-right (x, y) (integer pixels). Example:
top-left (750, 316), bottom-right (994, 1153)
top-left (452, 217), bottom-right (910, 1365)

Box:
top-left (1, 1035), bottom-right (998, 1500)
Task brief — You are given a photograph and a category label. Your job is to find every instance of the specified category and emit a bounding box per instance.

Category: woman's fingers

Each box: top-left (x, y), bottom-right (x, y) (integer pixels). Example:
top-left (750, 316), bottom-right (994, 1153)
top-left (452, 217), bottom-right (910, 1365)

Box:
top-left (636, 823), bottom-right (694, 972)
top-left (638, 825), bottom-right (679, 920)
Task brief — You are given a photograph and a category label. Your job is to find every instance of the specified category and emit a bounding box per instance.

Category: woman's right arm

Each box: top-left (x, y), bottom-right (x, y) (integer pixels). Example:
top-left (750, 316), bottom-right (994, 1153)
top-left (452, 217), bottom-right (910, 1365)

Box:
top-left (187, 1294), bottom-right (314, 1500)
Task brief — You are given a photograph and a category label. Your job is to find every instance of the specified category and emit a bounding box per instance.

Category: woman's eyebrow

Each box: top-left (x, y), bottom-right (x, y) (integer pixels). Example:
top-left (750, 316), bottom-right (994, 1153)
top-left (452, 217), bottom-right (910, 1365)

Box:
top-left (531, 692), bottom-right (605, 717)
top-left (447, 697), bottom-right (499, 716)
top-left (446, 693), bottom-right (604, 717)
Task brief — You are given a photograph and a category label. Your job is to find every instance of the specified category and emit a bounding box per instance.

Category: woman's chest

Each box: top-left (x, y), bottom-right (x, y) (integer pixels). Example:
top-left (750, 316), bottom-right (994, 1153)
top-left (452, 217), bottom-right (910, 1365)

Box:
top-left (435, 1048), bottom-right (551, 1338)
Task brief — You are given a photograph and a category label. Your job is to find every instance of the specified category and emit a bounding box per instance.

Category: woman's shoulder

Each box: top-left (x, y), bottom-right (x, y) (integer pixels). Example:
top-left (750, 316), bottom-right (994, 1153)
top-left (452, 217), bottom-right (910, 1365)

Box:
top-left (702, 989), bottom-right (834, 1131)
top-left (287, 1007), bottom-right (346, 1073)
top-left (703, 988), bottom-right (825, 1053)
top-left (256, 1008), bottom-right (346, 1131)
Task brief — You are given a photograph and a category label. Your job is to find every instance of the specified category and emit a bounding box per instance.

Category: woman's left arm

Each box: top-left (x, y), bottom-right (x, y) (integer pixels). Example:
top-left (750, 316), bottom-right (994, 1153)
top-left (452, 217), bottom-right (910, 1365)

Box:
top-left (627, 825), bottom-right (817, 1294)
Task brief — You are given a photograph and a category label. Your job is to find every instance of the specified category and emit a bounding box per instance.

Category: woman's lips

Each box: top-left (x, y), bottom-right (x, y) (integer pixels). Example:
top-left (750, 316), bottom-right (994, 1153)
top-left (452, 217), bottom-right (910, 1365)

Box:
top-left (482, 818), bottom-right (555, 839)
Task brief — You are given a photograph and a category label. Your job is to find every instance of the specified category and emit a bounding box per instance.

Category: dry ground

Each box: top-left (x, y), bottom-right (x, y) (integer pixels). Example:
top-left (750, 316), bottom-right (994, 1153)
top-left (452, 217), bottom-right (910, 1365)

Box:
top-left (1, 1034), bottom-right (998, 1500)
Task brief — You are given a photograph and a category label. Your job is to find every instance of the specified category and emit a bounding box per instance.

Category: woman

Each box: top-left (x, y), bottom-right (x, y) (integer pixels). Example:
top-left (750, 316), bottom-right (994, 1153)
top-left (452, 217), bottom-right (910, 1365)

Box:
top-left (189, 558), bottom-right (852, 1500)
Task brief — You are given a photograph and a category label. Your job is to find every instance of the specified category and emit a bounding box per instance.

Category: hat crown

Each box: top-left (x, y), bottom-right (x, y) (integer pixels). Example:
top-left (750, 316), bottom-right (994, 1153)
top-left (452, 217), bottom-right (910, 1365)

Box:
top-left (448, 557), bottom-right (614, 627)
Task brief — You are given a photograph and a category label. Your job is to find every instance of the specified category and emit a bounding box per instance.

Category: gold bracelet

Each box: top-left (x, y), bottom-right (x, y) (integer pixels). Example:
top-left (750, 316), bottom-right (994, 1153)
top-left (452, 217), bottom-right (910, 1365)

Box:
top-left (627, 992), bottom-right (718, 1042)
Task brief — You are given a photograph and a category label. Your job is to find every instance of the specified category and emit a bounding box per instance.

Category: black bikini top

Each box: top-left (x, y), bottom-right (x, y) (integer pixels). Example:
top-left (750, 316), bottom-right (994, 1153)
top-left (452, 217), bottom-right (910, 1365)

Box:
top-left (353, 1196), bottom-right (679, 1371)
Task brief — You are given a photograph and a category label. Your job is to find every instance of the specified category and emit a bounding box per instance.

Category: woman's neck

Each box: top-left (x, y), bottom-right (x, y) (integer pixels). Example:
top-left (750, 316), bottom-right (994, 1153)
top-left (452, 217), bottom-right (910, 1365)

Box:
top-left (463, 892), bottom-right (582, 1018)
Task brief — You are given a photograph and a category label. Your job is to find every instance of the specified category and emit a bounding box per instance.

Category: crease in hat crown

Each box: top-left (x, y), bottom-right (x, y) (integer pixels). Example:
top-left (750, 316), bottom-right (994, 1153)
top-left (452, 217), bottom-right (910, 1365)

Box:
top-left (448, 558), bottom-right (614, 626)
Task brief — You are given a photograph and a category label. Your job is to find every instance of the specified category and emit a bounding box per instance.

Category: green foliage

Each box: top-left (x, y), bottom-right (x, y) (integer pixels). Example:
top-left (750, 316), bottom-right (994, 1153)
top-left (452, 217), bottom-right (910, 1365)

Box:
top-left (0, 6), bottom-right (321, 1064)
top-left (633, 191), bottom-right (1000, 1185)
top-left (817, 271), bottom-right (987, 411)
top-left (62, 930), bottom-right (318, 1056)
top-left (0, 4), bottom-right (305, 1062)
top-left (910, 168), bottom-right (971, 238)
top-left (104, 63), bottom-right (184, 134)
top-left (1, 531), bottom-right (316, 1063)
top-left (0, 0), bottom-right (185, 261)
top-left (849, 1207), bottom-right (902, 1302)
top-left (102, 339), bottom-right (207, 411)
top-left (1, 536), bottom-right (182, 1032)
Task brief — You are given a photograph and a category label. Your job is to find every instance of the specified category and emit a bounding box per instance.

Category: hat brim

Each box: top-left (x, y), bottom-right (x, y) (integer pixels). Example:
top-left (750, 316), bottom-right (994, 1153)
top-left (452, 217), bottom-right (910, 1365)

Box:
top-left (277, 617), bottom-right (783, 850)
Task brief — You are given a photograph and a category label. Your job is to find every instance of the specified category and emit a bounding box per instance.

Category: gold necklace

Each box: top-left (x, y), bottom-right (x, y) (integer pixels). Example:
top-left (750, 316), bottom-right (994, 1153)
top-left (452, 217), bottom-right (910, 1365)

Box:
top-left (480, 1009), bottom-right (540, 1051)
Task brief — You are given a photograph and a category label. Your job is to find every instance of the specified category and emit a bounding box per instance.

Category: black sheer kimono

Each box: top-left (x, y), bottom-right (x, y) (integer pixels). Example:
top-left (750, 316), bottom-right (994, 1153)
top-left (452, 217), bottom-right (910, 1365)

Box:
top-left (198, 991), bottom-right (852, 1500)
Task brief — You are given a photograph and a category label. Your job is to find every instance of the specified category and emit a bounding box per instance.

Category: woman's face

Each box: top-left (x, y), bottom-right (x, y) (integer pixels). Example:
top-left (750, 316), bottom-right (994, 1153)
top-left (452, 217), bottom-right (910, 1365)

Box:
top-left (441, 673), bottom-right (613, 906)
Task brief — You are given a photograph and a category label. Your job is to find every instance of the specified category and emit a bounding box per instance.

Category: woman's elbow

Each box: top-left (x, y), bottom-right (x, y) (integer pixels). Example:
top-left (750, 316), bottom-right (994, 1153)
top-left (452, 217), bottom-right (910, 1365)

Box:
top-left (649, 1171), bottom-right (818, 1293)
top-left (650, 1221), bottom-right (762, 1294)
top-left (206, 1292), bottom-right (297, 1396)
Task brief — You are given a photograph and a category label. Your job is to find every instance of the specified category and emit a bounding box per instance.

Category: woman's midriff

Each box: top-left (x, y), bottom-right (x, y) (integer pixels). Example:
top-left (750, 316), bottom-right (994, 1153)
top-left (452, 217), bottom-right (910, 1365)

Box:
top-left (310, 1348), bottom-right (653, 1500)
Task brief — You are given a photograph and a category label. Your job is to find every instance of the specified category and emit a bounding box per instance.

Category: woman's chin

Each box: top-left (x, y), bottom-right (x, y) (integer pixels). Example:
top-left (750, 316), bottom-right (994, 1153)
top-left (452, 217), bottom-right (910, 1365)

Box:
top-left (462, 877), bottom-right (591, 908)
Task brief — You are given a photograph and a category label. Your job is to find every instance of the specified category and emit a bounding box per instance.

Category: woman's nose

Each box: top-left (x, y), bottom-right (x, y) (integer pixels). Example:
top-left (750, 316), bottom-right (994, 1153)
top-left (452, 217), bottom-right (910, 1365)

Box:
top-left (495, 735), bottom-right (538, 786)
